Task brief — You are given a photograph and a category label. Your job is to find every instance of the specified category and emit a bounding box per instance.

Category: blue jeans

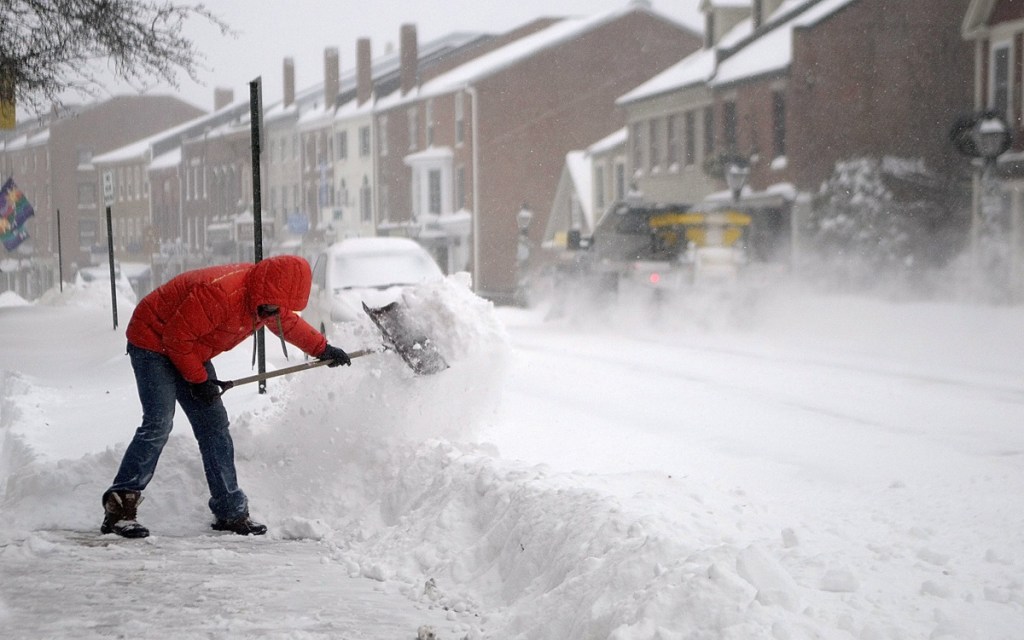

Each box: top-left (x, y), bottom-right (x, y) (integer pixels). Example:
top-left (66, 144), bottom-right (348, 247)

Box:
top-left (107, 343), bottom-right (248, 520)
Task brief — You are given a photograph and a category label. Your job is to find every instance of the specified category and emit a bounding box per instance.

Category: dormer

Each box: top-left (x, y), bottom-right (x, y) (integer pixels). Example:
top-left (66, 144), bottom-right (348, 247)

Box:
top-left (700, 0), bottom-right (751, 48)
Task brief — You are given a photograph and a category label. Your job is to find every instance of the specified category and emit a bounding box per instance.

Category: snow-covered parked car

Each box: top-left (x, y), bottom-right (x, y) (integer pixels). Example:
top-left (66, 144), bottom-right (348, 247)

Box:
top-left (303, 237), bottom-right (444, 339)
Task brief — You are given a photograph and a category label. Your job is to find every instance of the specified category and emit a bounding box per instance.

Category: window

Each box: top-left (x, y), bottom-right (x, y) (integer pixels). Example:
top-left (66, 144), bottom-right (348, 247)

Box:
top-left (723, 101), bottom-right (738, 152)
top-left (359, 176), bottom-right (372, 222)
top-left (991, 42), bottom-right (1011, 119)
top-left (77, 149), bottom-right (93, 168)
top-left (703, 107), bottom-right (715, 161)
top-left (614, 162), bottom-right (626, 201)
top-left (455, 93), bottom-right (465, 145)
top-left (77, 183), bottom-right (96, 207)
top-left (339, 132), bottom-right (350, 160)
top-left (772, 90), bottom-right (786, 158)
top-left (666, 115), bottom-right (679, 167)
top-left (649, 119), bottom-right (661, 171)
top-left (595, 164), bottom-right (606, 210)
top-left (456, 165), bottom-right (466, 210)
top-left (359, 126), bottom-right (371, 157)
top-left (378, 116), bottom-right (388, 156)
top-left (631, 122), bottom-right (644, 173)
top-left (426, 99), bottom-right (435, 147)
top-left (685, 111), bottom-right (696, 166)
top-left (428, 169), bottom-right (442, 214)
top-left (407, 107), bottom-right (418, 151)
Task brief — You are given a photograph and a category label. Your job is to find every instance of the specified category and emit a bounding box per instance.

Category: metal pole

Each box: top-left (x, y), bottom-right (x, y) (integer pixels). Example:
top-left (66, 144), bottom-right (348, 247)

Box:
top-left (56, 208), bottom-right (63, 292)
top-left (249, 77), bottom-right (266, 393)
top-left (105, 205), bottom-right (118, 329)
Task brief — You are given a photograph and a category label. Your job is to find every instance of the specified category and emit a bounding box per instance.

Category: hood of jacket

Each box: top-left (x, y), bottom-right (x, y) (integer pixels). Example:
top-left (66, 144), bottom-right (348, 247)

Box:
top-left (246, 255), bottom-right (312, 312)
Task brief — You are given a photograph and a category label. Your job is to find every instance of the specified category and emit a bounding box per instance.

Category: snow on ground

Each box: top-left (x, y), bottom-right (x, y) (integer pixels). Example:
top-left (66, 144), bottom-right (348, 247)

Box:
top-left (1, 275), bottom-right (1023, 639)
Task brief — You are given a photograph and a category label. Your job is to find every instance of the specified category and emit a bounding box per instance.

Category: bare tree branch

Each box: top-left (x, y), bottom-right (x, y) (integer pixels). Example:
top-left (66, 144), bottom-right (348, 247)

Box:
top-left (0, 0), bottom-right (232, 114)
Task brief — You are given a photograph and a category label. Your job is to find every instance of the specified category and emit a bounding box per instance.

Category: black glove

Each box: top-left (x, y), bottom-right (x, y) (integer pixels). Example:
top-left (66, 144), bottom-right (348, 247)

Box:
top-left (318, 344), bottom-right (351, 367)
top-left (190, 379), bottom-right (227, 406)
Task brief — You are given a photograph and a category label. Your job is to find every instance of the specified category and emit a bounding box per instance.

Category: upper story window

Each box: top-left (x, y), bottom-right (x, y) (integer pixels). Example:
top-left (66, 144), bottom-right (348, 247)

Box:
top-left (703, 107), bottom-right (715, 161)
top-left (991, 41), bottom-right (1011, 120)
top-left (359, 126), bottom-right (371, 157)
top-left (685, 110), bottom-right (697, 166)
top-left (455, 93), bottom-right (465, 145)
top-left (772, 90), bottom-right (787, 159)
top-left (723, 101), bottom-right (738, 152)
top-left (666, 114), bottom-right (679, 168)
top-left (426, 99), bottom-right (435, 147)
top-left (407, 107), bottom-right (419, 151)
top-left (631, 122), bottom-right (644, 174)
top-left (336, 131), bottom-right (347, 160)
top-left (648, 119), bottom-right (661, 171)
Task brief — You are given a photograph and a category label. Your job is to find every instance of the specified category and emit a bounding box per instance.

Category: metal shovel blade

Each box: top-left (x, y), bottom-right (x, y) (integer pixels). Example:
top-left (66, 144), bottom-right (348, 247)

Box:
top-left (362, 301), bottom-right (448, 375)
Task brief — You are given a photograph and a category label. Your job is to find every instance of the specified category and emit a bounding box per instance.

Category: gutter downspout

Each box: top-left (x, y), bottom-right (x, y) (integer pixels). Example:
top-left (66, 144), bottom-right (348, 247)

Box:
top-left (467, 85), bottom-right (480, 293)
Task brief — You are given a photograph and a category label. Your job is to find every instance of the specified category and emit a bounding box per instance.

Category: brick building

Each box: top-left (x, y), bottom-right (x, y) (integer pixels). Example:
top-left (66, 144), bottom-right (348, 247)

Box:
top-left (0, 95), bottom-right (204, 289)
top-left (569, 0), bottom-right (974, 266)
top-left (374, 4), bottom-right (700, 301)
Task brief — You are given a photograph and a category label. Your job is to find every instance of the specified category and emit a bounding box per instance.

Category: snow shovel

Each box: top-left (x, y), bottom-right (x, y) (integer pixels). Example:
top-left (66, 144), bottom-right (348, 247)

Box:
top-left (361, 301), bottom-right (448, 376)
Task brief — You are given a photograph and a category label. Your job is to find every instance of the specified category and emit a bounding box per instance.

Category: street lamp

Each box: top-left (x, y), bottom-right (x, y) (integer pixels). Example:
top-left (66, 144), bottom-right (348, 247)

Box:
top-left (725, 161), bottom-right (750, 204)
top-left (952, 111), bottom-right (1014, 299)
top-left (515, 203), bottom-right (533, 306)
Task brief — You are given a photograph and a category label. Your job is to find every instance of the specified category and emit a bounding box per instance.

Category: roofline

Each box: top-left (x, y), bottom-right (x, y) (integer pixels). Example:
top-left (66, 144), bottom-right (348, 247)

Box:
top-left (963, 0), bottom-right (996, 39)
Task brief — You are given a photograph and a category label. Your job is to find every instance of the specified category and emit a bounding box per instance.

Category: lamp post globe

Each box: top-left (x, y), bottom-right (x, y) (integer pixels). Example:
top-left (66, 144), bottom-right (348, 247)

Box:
top-left (726, 162), bottom-right (750, 203)
top-left (973, 115), bottom-right (1011, 162)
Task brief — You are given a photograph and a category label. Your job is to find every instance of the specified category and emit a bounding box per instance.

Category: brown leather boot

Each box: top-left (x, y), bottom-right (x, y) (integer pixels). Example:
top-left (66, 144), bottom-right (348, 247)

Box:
top-left (100, 490), bottom-right (150, 538)
top-left (211, 512), bottom-right (267, 536)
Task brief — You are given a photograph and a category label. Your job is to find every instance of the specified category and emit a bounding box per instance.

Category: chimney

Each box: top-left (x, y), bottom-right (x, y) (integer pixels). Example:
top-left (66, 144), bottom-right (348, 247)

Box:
top-left (357, 38), bottom-right (372, 106)
top-left (400, 24), bottom-right (418, 96)
top-left (283, 57), bottom-right (295, 108)
top-left (324, 47), bottom-right (340, 107)
top-left (213, 87), bottom-right (234, 111)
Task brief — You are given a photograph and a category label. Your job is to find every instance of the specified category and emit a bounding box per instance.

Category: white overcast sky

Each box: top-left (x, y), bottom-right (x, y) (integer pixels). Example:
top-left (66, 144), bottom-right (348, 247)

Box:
top-left (154, 0), bottom-right (703, 110)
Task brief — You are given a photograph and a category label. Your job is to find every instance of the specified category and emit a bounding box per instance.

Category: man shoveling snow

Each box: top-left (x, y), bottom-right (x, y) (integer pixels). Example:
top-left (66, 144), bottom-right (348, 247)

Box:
top-left (102, 256), bottom-right (352, 539)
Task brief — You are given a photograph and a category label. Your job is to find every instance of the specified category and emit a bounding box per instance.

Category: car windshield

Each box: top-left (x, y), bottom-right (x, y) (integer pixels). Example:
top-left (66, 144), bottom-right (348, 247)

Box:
top-left (330, 250), bottom-right (441, 290)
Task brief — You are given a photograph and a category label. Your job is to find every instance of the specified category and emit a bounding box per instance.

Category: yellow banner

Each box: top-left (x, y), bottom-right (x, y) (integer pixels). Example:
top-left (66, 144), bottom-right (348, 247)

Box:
top-left (0, 99), bottom-right (13, 129)
top-left (0, 74), bottom-right (13, 129)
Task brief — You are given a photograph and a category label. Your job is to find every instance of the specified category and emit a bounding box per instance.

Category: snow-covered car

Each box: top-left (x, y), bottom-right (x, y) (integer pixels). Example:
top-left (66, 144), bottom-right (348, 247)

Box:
top-left (303, 237), bottom-right (444, 338)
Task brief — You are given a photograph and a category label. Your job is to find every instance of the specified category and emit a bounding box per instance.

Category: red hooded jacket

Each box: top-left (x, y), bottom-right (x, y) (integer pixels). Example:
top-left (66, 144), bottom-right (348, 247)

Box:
top-left (126, 256), bottom-right (328, 383)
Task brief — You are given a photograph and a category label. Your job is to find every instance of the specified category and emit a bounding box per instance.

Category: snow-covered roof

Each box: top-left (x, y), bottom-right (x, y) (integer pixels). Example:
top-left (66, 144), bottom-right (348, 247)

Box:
top-left (588, 127), bottom-right (628, 155)
top-left (618, 47), bottom-right (720, 105)
top-left (712, 0), bottom-right (857, 87)
top-left (93, 97), bottom-right (251, 165)
top-left (148, 148), bottom-right (181, 171)
top-left (2, 128), bottom-right (49, 151)
top-left (404, 146), bottom-right (454, 163)
top-left (380, 4), bottom-right (687, 109)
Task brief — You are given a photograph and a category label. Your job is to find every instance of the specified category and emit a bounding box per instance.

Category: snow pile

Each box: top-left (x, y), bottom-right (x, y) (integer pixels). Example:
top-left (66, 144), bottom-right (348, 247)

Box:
top-left (0, 290), bottom-right (31, 307)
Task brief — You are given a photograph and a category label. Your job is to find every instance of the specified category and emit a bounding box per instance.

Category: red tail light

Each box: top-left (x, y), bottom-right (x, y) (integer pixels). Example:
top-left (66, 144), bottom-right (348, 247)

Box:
top-left (649, 272), bottom-right (661, 285)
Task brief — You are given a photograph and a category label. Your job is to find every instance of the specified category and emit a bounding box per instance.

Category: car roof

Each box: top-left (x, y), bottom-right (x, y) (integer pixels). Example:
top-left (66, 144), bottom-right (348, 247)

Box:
top-left (326, 237), bottom-right (426, 256)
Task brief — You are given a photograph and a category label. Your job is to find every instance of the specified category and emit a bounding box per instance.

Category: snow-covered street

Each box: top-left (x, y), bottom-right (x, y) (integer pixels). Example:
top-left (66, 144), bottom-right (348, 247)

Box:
top-left (1, 279), bottom-right (1023, 638)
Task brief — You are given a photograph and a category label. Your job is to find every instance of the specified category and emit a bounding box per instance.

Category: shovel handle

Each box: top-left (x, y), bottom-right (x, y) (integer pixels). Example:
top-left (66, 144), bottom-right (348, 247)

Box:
top-left (221, 348), bottom-right (376, 391)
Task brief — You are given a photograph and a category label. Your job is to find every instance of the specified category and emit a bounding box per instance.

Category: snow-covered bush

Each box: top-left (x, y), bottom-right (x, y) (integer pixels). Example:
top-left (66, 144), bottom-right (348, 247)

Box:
top-left (801, 157), bottom-right (967, 296)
